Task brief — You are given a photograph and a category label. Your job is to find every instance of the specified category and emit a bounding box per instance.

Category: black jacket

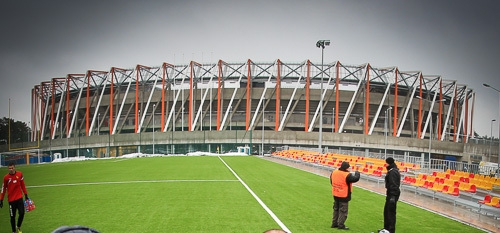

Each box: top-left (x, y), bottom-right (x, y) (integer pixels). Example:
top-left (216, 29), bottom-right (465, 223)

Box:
top-left (385, 163), bottom-right (401, 197)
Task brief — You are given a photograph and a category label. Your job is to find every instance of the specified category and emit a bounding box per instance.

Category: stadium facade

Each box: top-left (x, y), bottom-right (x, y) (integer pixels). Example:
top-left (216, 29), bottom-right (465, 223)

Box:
top-left (11, 59), bottom-right (488, 163)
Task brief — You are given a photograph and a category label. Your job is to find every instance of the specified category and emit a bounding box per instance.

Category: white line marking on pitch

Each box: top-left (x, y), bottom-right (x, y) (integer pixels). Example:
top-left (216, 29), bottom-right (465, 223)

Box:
top-left (218, 156), bottom-right (291, 233)
top-left (27, 180), bottom-right (238, 188)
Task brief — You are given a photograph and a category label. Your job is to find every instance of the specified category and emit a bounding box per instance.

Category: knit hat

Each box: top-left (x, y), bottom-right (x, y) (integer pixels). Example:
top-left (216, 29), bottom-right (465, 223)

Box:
top-left (385, 157), bottom-right (395, 165)
top-left (340, 161), bottom-right (350, 170)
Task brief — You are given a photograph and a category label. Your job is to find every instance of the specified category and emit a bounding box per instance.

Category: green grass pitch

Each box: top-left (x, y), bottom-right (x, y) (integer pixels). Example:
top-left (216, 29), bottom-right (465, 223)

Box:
top-left (0, 156), bottom-right (484, 232)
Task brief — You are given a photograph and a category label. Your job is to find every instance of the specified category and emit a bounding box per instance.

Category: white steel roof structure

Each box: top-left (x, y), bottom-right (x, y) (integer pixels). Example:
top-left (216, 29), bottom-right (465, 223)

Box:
top-left (30, 59), bottom-right (475, 145)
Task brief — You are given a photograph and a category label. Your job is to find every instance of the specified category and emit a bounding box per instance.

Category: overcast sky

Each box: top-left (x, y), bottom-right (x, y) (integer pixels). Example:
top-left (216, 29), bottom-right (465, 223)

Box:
top-left (1, 0), bottom-right (499, 136)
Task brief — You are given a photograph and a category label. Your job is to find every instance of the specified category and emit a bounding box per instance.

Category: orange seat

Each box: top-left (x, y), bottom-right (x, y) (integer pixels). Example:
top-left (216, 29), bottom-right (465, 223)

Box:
top-left (446, 187), bottom-right (460, 196)
top-left (429, 183), bottom-right (443, 192)
top-left (486, 197), bottom-right (500, 207)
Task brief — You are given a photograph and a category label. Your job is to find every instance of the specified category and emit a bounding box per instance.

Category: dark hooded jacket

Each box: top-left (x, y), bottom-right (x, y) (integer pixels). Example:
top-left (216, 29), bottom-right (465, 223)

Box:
top-left (385, 162), bottom-right (401, 197)
top-left (330, 162), bottom-right (360, 202)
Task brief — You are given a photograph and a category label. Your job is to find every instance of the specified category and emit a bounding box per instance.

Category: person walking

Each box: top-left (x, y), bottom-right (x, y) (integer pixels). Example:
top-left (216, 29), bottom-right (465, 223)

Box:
top-left (330, 161), bottom-right (360, 230)
top-left (381, 157), bottom-right (401, 233)
top-left (1, 162), bottom-right (29, 233)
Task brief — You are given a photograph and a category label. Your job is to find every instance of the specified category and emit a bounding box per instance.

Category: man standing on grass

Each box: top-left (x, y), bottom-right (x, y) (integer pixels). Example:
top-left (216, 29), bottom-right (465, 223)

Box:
top-left (330, 161), bottom-right (360, 230)
top-left (1, 162), bottom-right (29, 233)
top-left (381, 157), bottom-right (400, 233)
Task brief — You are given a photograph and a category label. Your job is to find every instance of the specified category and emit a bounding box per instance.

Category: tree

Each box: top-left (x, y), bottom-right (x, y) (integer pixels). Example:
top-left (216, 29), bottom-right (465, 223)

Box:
top-left (0, 117), bottom-right (30, 144)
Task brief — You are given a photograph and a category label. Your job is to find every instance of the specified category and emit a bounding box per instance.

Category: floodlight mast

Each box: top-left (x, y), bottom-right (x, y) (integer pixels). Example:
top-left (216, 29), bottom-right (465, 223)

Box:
top-left (483, 83), bottom-right (500, 177)
top-left (490, 119), bottom-right (496, 161)
top-left (316, 40), bottom-right (330, 151)
top-left (416, 96), bottom-right (445, 170)
top-left (384, 107), bottom-right (392, 159)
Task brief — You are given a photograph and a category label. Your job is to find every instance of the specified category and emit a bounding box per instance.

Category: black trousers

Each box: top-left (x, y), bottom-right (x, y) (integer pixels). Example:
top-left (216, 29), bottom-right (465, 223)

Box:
top-left (383, 195), bottom-right (399, 233)
top-left (8, 198), bottom-right (25, 232)
top-left (332, 200), bottom-right (349, 228)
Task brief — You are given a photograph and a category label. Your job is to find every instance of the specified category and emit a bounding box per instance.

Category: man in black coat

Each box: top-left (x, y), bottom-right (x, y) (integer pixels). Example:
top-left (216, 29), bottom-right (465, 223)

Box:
top-left (382, 157), bottom-right (401, 233)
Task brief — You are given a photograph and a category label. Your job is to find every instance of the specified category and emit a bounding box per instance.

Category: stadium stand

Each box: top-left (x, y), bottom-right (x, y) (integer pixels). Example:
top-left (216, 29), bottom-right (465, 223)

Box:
top-left (272, 149), bottom-right (500, 221)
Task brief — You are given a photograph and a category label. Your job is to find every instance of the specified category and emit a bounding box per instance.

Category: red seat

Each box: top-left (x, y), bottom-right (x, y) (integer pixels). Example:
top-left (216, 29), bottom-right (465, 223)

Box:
top-left (371, 170), bottom-right (382, 177)
top-left (447, 187), bottom-right (460, 196)
top-left (478, 195), bottom-right (491, 204)
top-left (409, 177), bottom-right (416, 184)
top-left (466, 184), bottom-right (476, 194)
top-left (439, 185), bottom-right (449, 193)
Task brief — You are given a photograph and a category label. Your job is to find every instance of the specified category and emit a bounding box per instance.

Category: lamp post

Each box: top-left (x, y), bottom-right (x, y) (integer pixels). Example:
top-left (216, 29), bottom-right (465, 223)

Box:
top-left (108, 123), bottom-right (111, 158)
top-left (67, 111), bottom-right (71, 158)
top-left (316, 39), bottom-right (330, 150)
top-left (483, 83), bottom-right (500, 177)
top-left (97, 113), bottom-right (100, 135)
top-left (182, 107), bottom-right (185, 131)
top-left (138, 109), bottom-right (141, 153)
top-left (417, 96), bottom-right (445, 168)
top-left (490, 119), bottom-right (496, 162)
top-left (262, 99), bottom-right (265, 156)
top-left (27, 122), bottom-right (31, 142)
top-left (332, 107), bottom-right (335, 133)
top-left (153, 104), bottom-right (155, 155)
top-left (384, 107), bottom-right (392, 159)
top-left (280, 105), bottom-right (283, 123)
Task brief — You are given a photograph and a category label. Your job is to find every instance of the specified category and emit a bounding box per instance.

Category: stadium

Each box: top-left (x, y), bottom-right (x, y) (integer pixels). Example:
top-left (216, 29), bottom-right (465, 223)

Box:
top-left (2, 58), bottom-right (497, 170)
top-left (1, 59), bottom-right (500, 232)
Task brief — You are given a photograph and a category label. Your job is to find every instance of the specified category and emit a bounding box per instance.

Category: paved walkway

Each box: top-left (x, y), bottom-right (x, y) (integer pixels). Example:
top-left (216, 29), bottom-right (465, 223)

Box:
top-left (263, 156), bottom-right (500, 233)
